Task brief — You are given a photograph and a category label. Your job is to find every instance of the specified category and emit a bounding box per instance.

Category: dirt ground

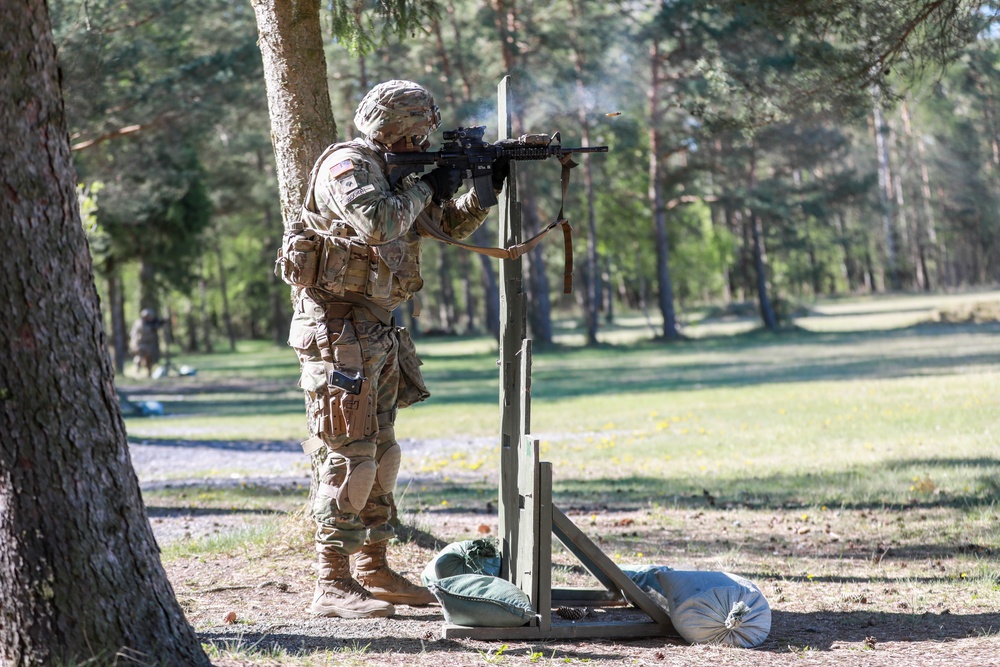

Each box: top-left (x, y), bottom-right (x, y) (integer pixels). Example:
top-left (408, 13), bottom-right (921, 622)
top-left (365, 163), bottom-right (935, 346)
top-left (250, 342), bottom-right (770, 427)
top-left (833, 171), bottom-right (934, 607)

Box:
top-left (161, 501), bottom-right (1000, 667)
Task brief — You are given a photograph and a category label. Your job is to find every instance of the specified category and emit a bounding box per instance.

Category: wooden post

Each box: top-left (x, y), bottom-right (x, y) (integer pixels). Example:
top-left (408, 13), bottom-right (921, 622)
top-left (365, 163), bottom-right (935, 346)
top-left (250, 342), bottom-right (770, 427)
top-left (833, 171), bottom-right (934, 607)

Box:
top-left (497, 75), bottom-right (524, 581)
top-left (444, 77), bottom-right (676, 641)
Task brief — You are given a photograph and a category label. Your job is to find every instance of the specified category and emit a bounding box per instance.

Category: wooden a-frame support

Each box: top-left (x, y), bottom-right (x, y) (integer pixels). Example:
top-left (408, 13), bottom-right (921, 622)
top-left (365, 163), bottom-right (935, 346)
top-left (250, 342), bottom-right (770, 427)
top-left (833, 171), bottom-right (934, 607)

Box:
top-left (442, 76), bottom-right (677, 641)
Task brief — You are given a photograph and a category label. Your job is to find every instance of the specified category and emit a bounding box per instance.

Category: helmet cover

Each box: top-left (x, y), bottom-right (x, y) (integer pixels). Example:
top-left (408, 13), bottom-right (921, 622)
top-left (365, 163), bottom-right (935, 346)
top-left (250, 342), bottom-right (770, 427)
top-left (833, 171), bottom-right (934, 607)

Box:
top-left (354, 80), bottom-right (441, 145)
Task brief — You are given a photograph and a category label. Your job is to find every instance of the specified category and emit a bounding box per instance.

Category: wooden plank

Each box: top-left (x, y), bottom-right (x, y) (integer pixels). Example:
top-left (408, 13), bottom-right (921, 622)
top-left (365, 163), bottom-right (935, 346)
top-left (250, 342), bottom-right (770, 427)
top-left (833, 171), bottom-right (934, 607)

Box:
top-left (496, 74), bottom-right (522, 580)
top-left (551, 506), bottom-right (675, 628)
top-left (536, 461), bottom-right (553, 632)
top-left (443, 621), bottom-right (673, 641)
top-left (551, 588), bottom-right (624, 605)
top-left (515, 341), bottom-right (536, 598)
top-left (515, 435), bottom-right (538, 600)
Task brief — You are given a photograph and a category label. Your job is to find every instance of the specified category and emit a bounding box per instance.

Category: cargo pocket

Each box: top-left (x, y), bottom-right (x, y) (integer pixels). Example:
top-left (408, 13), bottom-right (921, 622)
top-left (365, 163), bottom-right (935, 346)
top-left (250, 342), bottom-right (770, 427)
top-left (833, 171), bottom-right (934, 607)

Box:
top-left (288, 314), bottom-right (317, 352)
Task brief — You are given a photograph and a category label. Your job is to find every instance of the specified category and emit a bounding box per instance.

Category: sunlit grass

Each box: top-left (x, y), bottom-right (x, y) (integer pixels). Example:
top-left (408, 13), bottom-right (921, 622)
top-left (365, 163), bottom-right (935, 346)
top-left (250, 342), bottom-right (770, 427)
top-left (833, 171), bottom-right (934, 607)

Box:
top-left (122, 291), bottom-right (1000, 514)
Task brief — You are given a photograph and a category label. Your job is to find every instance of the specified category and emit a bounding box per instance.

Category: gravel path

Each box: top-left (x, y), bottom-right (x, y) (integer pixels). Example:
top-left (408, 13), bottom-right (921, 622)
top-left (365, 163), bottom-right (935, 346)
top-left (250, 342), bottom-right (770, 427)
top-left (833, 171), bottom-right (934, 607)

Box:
top-left (131, 435), bottom-right (496, 544)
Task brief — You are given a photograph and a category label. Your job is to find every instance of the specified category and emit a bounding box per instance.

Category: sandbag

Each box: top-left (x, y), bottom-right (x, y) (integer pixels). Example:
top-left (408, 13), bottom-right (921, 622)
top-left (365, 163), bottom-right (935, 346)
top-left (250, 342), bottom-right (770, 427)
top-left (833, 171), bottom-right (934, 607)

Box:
top-left (620, 564), bottom-right (673, 597)
top-left (428, 574), bottom-right (534, 628)
top-left (421, 538), bottom-right (501, 586)
top-left (656, 570), bottom-right (771, 648)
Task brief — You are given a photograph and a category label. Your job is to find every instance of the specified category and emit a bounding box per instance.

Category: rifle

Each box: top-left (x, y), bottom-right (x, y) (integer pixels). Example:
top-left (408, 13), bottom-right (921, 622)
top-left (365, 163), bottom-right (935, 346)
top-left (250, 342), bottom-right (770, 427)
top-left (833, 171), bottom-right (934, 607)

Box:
top-left (385, 125), bottom-right (608, 208)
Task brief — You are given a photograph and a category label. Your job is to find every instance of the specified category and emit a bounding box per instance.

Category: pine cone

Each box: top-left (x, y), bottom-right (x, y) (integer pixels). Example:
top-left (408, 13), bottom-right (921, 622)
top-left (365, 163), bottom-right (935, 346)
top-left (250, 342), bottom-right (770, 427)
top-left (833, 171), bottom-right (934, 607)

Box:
top-left (554, 606), bottom-right (589, 620)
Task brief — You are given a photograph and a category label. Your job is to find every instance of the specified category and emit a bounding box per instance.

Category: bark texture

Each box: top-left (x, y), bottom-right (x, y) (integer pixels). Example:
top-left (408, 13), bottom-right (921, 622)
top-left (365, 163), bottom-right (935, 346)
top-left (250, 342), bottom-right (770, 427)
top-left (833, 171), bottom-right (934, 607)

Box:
top-left (251, 0), bottom-right (337, 225)
top-left (0, 2), bottom-right (209, 665)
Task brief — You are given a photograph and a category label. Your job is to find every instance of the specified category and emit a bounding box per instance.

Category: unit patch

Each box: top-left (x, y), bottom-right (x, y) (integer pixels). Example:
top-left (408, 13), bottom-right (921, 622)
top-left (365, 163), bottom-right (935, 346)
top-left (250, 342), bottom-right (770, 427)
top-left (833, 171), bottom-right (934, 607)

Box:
top-left (329, 159), bottom-right (354, 178)
top-left (342, 184), bottom-right (375, 205)
top-left (337, 174), bottom-right (358, 192)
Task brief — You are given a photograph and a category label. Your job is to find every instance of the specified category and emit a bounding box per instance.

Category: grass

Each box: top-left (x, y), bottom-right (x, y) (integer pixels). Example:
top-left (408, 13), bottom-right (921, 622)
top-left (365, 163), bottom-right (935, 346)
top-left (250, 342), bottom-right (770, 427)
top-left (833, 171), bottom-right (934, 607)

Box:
top-left (126, 289), bottom-right (1000, 666)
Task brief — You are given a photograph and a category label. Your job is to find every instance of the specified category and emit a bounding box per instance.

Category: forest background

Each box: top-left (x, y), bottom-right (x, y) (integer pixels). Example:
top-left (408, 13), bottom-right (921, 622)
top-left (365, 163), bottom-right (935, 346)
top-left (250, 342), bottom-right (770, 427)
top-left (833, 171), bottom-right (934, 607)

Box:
top-left (55, 0), bottom-right (1000, 359)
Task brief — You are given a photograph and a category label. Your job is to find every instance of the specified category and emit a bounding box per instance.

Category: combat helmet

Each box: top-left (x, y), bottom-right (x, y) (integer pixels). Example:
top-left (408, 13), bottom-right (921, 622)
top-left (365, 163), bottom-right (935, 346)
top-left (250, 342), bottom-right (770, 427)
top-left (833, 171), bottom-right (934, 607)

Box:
top-left (354, 80), bottom-right (441, 147)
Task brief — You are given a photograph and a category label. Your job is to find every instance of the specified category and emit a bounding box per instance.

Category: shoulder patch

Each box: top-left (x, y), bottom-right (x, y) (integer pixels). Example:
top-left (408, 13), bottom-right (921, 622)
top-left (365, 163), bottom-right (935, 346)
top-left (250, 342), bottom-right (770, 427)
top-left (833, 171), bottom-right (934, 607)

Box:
top-left (342, 184), bottom-right (375, 205)
top-left (329, 159), bottom-right (354, 178)
top-left (337, 174), bottom-right (359, 191)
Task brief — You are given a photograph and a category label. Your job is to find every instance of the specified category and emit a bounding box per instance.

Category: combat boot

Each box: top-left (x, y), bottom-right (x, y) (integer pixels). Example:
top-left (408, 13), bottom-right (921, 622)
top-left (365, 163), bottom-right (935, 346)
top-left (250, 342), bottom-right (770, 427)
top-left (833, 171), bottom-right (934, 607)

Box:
top-left (354, 542), bottom-right (436, 606)
top-left (310, 549), bottom-right (395, 618)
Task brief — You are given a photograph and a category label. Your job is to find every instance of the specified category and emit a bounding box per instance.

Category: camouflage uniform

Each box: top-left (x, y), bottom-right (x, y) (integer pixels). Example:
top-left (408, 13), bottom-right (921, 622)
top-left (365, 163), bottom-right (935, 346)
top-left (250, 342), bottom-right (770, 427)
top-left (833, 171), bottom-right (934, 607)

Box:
top-left (284, 81), bottom-right (497, 618)
top-left (290, 138), bottom-right (491, 553)
top-left (129, 309), bottom-right (160, 377)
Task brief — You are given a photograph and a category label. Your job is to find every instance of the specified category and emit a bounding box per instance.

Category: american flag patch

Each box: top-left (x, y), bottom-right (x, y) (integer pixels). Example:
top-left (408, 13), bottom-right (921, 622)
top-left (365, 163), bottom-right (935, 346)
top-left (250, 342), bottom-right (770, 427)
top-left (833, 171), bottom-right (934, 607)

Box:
top-left (330, 159), bottom-right (354, 178)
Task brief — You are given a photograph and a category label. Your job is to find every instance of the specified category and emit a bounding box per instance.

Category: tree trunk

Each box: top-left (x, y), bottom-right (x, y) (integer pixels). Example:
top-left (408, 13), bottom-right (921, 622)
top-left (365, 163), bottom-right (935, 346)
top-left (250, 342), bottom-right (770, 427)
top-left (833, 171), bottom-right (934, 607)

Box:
top-left (0, 2), bottom-right (209, 664)
top-left (250, 0), bottom-right (337, 225)
top-left (436, 245), bottom-right (457, 333)
top-left (490, 0), bottom-right (554, 343)
top-left (648, 40), bottom-right (680, 340)
top-left (473, 224), bottom-right (501, 339)
top-left (215, 243), bottom-right (237, 351)
top-left (520, 181), bottom-right (553, 344)
top-left (139, 257), bottom-right (158, 314)
top-left (567, 0), bottom-right (601, 346)
top-left (873, 100), bottom-right (898, 290)
top-left (835, 211), bottom-right (857, 292)
top-left (887, 115), bottom-right (916, 289)
top-left (199, 257), bottom-right (213, 354)
top-left (747, 151), bottom-right (778, 330)
top-left (459, 250), bottom-right (478, 334)
top-left (106, 256), bottom-right (127, 374)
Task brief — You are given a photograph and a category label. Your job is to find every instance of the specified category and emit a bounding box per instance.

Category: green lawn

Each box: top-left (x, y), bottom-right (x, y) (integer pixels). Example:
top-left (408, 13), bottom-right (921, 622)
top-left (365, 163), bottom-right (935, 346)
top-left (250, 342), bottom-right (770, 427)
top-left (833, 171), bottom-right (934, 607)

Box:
top-left (123, 291), bottom-right (1000, 513)
top-left (138, 290), bottom-right (1000, 666)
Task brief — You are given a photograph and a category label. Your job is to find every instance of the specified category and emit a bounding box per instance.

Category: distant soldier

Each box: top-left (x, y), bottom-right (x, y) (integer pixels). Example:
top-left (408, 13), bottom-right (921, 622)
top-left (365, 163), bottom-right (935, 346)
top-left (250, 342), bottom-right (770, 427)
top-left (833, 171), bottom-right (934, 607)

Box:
top-left (129, 308), bottom-right (161, 377)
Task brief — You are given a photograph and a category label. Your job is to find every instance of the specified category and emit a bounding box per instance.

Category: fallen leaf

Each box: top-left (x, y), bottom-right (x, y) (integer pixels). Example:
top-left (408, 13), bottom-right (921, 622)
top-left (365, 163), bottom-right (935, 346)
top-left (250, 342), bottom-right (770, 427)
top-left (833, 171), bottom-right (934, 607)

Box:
top-left (223, 611), bottom-right (237, 624)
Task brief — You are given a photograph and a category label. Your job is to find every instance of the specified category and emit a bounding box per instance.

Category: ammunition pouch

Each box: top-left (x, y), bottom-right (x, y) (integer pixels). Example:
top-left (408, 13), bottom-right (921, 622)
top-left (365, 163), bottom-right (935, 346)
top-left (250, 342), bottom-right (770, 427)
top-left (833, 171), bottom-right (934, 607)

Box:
top-left (275, 211), bottom-right (392, 301)
top-left (396, 327), bottom-right (430, 409)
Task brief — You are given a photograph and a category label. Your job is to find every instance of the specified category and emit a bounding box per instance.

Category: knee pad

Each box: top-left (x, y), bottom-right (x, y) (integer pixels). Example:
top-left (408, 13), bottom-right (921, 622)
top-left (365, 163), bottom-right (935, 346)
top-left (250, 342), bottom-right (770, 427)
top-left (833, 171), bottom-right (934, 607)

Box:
top-left (372, 441), bottom-right (401, 496)
top-left (316, 444), bottom-right (377, 516)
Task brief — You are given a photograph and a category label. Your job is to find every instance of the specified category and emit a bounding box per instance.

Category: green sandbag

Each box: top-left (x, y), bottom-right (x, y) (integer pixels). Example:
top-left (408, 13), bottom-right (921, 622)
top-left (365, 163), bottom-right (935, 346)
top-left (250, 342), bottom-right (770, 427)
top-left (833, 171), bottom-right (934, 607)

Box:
top-left (421, 538), bottom-right (501, 586)
top-left (428, 574), bottom-right (534, 628)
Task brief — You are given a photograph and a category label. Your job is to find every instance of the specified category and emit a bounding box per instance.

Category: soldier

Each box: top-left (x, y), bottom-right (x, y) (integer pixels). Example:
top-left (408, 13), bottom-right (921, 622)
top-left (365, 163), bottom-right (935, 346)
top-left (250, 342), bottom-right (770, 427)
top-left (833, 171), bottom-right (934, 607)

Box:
top-left (283, 80), bottom-right (509, 619)
top-left (129, 308), bottom-right (161, 377)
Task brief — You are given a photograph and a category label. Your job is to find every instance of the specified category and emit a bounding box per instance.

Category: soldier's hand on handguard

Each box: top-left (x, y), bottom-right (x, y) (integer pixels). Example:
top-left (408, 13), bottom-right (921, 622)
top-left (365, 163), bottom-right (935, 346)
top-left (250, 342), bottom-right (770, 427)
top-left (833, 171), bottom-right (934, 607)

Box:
top-left (421, 166), bottom-right (463, 202)
top-left (491, 156), bottom-right (511, 191)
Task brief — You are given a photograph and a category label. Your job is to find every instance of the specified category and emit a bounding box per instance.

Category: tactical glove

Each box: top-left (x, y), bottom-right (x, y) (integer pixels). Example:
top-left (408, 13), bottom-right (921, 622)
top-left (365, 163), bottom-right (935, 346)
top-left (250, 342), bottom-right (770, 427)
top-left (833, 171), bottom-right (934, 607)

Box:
top-left (421, 166), bottom-right (463, 202)
top-left (491, 156), bottom-right (511, 191)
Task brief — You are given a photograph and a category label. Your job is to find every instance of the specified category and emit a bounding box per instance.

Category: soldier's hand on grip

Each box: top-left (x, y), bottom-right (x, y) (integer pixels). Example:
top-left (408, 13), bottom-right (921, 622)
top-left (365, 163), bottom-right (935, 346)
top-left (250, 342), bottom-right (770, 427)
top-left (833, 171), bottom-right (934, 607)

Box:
top-left (421, 166), bottom-right (463, 202)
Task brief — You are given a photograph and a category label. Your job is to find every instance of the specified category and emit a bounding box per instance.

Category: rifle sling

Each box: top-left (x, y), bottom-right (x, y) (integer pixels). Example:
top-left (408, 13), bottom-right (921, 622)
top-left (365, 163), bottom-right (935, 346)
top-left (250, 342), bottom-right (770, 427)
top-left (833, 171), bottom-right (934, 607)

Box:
top-left (417, 158), bottom-right (577, 294)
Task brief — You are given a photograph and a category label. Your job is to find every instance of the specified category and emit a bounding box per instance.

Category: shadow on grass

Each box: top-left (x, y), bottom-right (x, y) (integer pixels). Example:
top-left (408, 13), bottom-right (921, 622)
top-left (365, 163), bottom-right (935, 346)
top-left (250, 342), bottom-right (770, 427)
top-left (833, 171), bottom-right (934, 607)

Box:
top-left (119, 322), bottom-right (1000, 418)
top-left (196, 609), bottom-right (997, 656)
top-left (419, 321), bottom-right (1000, 406)
top-left (765, 609), bottom-right (999, 650)
top-left (550, 455), bottom-right (1000, 511)
top-left (146, 506), bottom-right (285, 518)
top-left (129, 437), bottom-right (301, 452)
